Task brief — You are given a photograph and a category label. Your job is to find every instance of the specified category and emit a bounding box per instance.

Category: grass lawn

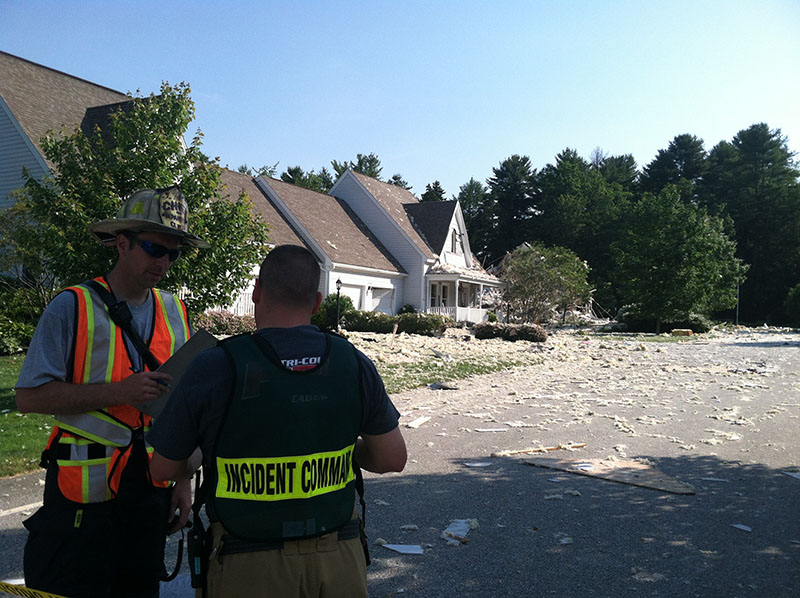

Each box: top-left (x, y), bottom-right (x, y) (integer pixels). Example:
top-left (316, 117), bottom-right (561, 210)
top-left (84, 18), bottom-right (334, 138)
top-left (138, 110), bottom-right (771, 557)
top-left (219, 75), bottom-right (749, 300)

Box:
top-left (0, 354), bottom-right (52, 478)
top-left (0, 343), bottom-right (548, 478)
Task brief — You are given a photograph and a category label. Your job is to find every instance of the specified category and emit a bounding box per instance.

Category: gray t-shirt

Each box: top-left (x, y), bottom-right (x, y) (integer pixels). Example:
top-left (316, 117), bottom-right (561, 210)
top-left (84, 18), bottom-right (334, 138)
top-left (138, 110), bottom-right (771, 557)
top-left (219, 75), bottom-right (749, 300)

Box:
top-left (17, 286), bottom-right (160, 389)
top-left (147, 325), bottom-right (400, 519)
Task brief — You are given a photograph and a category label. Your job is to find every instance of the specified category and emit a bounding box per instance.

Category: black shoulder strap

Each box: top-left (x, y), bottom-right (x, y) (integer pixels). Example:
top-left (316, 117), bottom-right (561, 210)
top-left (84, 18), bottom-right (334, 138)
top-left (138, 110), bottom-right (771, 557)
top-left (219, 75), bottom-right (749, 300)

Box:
top-left (86, 279), bottom-right (162, 372)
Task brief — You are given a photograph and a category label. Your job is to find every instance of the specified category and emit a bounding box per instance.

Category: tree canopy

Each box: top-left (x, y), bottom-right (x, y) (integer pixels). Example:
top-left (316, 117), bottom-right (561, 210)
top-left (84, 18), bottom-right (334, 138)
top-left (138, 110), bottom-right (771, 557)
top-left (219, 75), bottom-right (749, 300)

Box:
top-left (610, 187), bottom-right (746, 331)
top-left (420, 180), bottom-right (446, 202)
top-left (0, 82), bottom-right (269, 316)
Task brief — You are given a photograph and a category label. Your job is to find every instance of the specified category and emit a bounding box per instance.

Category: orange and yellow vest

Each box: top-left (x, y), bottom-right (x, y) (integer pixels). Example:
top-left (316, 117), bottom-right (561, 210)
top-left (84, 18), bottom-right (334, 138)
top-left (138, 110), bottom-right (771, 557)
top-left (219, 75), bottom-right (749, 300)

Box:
top-left (46, 277), bottom-right (191, 503)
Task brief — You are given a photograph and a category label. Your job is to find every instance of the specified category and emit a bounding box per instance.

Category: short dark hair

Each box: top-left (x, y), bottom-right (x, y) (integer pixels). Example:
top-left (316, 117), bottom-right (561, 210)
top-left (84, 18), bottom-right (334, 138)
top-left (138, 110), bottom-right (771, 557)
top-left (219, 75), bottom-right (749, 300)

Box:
top-left (258, 245), bottom-right (320, 308)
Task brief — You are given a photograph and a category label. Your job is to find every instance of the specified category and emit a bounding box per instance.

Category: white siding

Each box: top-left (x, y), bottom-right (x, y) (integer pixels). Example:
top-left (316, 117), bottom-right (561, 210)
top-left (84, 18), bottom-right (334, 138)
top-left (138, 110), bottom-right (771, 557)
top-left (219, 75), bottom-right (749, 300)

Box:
top-left (325, 269), bottom-right (404, 314)
top-left (0, 101), bottom-right (48, 211)
top-left (332, 173), bottom-right (428, 310)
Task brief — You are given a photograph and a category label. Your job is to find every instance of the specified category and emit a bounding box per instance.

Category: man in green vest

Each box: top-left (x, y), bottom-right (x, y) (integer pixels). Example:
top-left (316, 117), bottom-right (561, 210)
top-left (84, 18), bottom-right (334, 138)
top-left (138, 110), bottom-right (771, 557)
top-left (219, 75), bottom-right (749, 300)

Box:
top-left (149, 244), bottom-right (407, 597)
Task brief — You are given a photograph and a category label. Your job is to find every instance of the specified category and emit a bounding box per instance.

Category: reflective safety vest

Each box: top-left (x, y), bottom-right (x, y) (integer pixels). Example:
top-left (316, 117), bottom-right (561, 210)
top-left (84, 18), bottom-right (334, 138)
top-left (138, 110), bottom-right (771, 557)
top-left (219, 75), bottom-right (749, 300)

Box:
top-left (214, 332), bottom-right (362, 542)
top-left (47, 277), bottom-right (190, 503)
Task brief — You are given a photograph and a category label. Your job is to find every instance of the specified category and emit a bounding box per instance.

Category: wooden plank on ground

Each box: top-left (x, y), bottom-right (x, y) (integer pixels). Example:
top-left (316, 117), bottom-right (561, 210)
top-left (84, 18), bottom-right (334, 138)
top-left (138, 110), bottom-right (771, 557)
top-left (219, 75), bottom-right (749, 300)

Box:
top-left (526, 457), bottom-right (696, 495)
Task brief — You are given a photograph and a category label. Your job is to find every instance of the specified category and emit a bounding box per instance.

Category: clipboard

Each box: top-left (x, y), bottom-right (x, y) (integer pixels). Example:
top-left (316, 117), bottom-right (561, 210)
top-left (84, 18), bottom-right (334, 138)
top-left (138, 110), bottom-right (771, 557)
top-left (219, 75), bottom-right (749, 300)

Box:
top-left (139, 328), bottom-right (219, 417)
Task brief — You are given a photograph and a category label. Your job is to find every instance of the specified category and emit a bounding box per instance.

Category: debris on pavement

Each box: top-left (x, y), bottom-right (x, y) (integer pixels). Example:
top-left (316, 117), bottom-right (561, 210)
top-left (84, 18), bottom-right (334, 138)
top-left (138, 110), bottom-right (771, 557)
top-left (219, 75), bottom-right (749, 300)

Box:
top-left (427, 381), bottom-right (458, 390)
top-left (382, 544), bottom-right (425, 555)
top-left (405, 416), bottom-right (431, 429)
top-left (475, 427), bottom-right (507, 433)
top-left (491, 443), bottom-right (586, 457)
top-left (526, 457), bottom-right (696, 495)
top-left (731, 523), bottom-right (752, 532)
top-left (463, 462), bottom-right (493, 468)
top-left (441, 519), bottom-right (478, 545)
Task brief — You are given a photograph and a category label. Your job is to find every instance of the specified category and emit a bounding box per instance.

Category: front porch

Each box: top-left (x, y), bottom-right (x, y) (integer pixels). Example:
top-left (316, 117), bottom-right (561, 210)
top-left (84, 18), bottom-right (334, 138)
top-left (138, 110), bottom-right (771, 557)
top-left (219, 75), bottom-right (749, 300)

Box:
top-left (427, 277), bottom-right (500, 323)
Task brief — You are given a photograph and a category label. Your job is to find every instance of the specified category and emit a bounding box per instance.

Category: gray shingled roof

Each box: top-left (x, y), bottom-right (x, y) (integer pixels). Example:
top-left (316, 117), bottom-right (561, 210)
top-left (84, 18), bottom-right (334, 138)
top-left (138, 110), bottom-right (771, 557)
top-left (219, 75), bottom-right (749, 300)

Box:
top-left (0, 51), bottom-right (130, 163)
top-left (404, 200), bottom-right (458, 255)
top-left (261, 177), bottom-right (405, 274)
top-left (350, 171), bottom-right (436, 260)
top-left (218, 169), bottom-right (305, 248)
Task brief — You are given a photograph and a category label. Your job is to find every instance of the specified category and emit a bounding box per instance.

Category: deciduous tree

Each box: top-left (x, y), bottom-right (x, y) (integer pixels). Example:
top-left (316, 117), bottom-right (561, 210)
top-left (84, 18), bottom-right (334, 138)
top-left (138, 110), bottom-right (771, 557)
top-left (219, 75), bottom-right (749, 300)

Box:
top-left (0, 82), bottom-right (268, 316)
top-left (610, 186), bottom-right (746, 332)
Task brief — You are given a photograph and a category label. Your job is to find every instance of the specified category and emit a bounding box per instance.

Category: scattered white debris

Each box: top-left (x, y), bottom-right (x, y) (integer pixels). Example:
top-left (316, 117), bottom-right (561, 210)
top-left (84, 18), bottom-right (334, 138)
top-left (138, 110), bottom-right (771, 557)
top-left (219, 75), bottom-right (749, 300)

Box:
top-left (382, 544), bottom-right (424, 554)
top-left (731, 523), bottom-right (752, 532)
top-left (406, 416), bottom-right (431, 429)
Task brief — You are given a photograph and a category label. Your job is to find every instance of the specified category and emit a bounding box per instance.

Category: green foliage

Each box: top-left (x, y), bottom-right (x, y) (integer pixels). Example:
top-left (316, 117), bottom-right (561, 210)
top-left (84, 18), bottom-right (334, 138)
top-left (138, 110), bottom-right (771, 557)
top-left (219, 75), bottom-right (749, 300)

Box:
top-left (331, 153), bottom-right (383, 179)
top-left (398, 304), bottom-right (417, 314)
top-left (501, 242), bottom-right (591, 323)
top-left (396, 312), bottom-right (450, 336)
top-left (193, 310), bottom-right (256, 336)
top-left (420, 181), bottom-right (446, 202)
top-left (311, 293), bottom-right (355, 331)
top-left (639, 133), bottom-right (708, 200)
top-left (387, 174), bottom-right (412, 190)
top-left (784, 284), bottom-right (800, 326)
top-left (486, 310), bottom-right (498, 323)
top-left (280, 165), bottom-right (335, 193)
top-left (616, 306), bottom-right (713, 333)
top-left (472, 322), bottom-right (548, 342)
top-left (343, 310), bottom-right (397, 333)
top-left (0, 316), bottom-right (35, 355)
top-left (611, 187), bottom-right (747, 332)
top-left (486, 155), bottom-right (537, 263)
top-left (457, 178), bottom-right (493, 262)
top-left (0, 82), bottom-right (269, 315)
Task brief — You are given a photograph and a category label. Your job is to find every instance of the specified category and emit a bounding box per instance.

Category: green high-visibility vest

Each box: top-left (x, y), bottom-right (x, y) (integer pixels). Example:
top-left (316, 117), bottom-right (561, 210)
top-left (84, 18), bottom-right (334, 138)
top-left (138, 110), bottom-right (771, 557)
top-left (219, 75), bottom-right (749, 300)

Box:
top-left (214, 332), bottom-right (362, 541)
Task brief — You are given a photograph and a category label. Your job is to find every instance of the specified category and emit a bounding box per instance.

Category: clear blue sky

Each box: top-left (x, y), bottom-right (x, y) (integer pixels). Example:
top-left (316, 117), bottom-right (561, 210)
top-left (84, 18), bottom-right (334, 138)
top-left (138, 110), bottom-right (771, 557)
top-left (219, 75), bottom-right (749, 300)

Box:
top-left (2, 0), bottom-right (799, 197)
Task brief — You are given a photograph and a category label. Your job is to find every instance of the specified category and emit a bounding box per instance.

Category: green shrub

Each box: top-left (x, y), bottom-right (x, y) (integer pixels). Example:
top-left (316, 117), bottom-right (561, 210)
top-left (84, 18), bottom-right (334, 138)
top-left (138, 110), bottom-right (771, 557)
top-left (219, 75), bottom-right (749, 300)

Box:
top-left (472, 322), bottom-right (547, 342)
top-left (616, 305), bottom-right (712, 333)
top-left (0, 315), bottom-right (35, 355)
top-left (194, 310), bottom-right (256, 336)
top-left (785, 284), bottom-right (800, 326)
top-left (487, 311), bottom-right (498, 323)
top-left (396, 312), bottom-right (450, 336)
top-left (344, 310), bottom-right (396, 333)
top-left (311, 293), bottom-right (355, 331)
top-left (398, 304), bottom-right (417, 314)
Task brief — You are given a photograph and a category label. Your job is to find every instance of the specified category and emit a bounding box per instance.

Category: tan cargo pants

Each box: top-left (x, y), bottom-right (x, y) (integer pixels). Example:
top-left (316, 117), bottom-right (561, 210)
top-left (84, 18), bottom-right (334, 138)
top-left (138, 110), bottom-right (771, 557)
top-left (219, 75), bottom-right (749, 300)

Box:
top-left (202, 520), bottom-right (368, 598)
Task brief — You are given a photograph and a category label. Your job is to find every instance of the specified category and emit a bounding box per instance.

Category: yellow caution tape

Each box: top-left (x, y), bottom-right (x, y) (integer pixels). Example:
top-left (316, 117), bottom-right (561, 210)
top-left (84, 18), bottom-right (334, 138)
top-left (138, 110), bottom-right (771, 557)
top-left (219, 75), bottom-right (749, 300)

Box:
top-left (0, 579), bottom-right (69, 598)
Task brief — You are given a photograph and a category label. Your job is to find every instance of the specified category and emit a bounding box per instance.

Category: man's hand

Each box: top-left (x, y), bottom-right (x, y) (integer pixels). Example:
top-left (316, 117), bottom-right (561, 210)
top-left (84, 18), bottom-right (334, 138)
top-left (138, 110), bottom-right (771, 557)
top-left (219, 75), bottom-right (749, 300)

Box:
top-left (17, 372), bottom-right (172, 416)
top-left (167, 478), bottom-right (192, 534)
top-left (116, 372), bottom-right (172, 407)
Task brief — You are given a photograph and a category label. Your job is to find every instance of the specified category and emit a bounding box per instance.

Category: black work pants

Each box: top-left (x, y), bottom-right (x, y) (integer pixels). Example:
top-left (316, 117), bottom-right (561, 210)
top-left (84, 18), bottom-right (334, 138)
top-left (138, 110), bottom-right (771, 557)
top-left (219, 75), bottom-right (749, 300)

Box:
top-left (23, 439), bottom-right (171, 598)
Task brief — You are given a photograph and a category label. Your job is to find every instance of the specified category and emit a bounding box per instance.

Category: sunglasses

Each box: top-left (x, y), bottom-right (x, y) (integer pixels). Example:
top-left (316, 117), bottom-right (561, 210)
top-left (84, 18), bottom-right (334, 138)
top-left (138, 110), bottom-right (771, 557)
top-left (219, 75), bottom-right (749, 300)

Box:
top-left (132, 238), bottom-right (182, 262)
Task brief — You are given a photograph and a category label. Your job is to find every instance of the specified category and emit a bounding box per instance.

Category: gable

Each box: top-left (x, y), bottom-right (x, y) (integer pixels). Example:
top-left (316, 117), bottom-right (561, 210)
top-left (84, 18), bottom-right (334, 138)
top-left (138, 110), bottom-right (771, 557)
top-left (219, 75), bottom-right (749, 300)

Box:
top-left (404, 200), bottom-right (459, 255)
top-left (0, 51), bottom-right (129, 165)
top-left (257, 177), bottom-right (405, 274)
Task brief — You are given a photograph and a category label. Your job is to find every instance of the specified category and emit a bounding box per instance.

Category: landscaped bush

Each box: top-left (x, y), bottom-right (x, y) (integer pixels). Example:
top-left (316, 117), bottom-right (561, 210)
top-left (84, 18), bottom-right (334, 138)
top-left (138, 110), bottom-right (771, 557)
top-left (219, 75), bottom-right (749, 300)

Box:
top-left (311, 294), bottom-right (355, 331)
top-left (616, 305), bottom-right (712, 333)
top-left (0, 315), bottom-right (35, 355)
top-left (398, 304), bottom-right (417, 314)
top-left (396, 312), bottom-right (450, 336)
top-left (472, 322), bottom-right (548, 342)
top-left (344, 310), bottom-right (396, 333)
top-left (194, 310), bottom-right (256, 336)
